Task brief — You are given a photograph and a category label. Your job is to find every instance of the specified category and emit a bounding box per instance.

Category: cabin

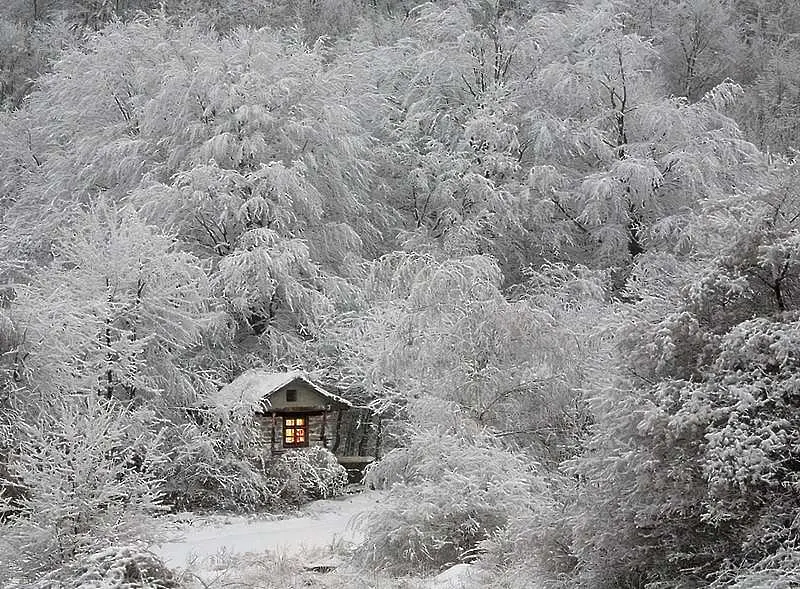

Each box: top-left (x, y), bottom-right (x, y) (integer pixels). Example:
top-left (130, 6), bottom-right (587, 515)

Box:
top-left (215, 370), bottom-right (380, 481)
top-left (216, 370), bottom-right (354, 454)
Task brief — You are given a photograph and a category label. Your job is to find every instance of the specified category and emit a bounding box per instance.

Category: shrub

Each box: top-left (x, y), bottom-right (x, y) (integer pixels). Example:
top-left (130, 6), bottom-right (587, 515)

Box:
top-left (155, 421), bottom-right (276, 512)
top-left (156, 424), bottom-right (348, 512)
top-left (71, 545), bottom-right (177, 589)
top-left (357, 429), bottom-right (541, 575)
top-left (0, 398), bottom-right (166, 586)
top-left (480, 474), bottom-right (578, 586)
top-left (269, 446), bottom-right (348, 506)
top-left (710, 547), bottom-right (800, 589)
top-left (4, 545), bottom-right (177, 589)
top-left (0, 403), bottom-right (25, 521)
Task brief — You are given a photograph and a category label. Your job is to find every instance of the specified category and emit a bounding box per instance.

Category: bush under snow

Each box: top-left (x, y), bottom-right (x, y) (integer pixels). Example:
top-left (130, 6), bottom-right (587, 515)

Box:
top-left (357, 426), bottom-right (543, 575)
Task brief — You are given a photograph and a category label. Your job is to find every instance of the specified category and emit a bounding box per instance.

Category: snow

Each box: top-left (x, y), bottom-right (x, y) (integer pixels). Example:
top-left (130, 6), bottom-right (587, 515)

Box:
top-left (430, 564), bottom-right (491, 588)
top-left (211, 369), bottom-right (352, 411)
top-left (153, 490), bottom-right (381, 569)
top-left (151, 491), bottom-right (495, 588)
top-left (212, 369), bottom-right (305, 410)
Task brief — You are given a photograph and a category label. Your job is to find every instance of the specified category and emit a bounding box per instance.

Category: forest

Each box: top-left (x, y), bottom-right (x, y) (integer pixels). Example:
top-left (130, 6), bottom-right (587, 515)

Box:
top-left (0, 0), bottom-right (799, 587)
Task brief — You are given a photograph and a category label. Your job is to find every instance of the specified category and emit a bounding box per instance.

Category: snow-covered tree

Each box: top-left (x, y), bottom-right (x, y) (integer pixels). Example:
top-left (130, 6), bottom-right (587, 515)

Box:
top-left (354, 0), bottom-right (541, 274)
top-left (6, 201), bottom-right (218, 407)
top-left (326, 253), bottom-right (600, 447)
top-left (521, 2), bottom-right (765, 273)
top-left (625, 0), bottom-right (747, 101)
top-left (567, 184), bottom-right (800, 587)
top-left (0, 18), bottom-right (387, 364)
top-left (323, 252), bottom-right (607, 578)
top-left (0, 397), bottom-right (165, 585)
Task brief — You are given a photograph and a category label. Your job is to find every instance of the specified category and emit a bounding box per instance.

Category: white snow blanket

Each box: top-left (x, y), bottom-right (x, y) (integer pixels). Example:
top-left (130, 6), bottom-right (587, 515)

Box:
top-left (154, 491), bottom-right (381, 568)
top-left (430, 563), bottom-right (492, 588)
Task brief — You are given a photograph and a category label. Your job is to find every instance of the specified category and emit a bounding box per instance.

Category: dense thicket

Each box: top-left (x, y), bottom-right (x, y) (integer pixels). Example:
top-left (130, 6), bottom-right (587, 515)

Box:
top-left (1, 0), bottom-right (799, 587)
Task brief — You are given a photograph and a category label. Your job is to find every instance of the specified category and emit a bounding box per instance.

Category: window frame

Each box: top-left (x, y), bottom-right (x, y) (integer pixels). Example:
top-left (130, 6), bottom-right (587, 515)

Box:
top-left (282, 415), bottom-right (308, 448)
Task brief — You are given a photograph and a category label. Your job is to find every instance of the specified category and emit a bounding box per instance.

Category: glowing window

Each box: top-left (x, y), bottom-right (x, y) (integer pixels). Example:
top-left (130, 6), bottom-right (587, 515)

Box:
top-left (283, 416), bottom-right (307, 447)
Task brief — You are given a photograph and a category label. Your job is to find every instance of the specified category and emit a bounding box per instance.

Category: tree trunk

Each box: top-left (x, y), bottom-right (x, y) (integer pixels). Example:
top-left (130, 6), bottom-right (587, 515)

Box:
top-left (374, 415), bottom-right (382, 460)
top-left (321, 408), bottom-right (328, 448)
top-left (357, 409), bottom-right (370, 456)
top-left (270, 412), bottom-right (276, 454)
top-left (332, 409), bottom-right (343, 453)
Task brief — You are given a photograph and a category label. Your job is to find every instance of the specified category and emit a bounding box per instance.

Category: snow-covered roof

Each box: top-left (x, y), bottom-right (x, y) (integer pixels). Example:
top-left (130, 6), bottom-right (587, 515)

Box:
top-left (213, 369), bottom-right (352, 411)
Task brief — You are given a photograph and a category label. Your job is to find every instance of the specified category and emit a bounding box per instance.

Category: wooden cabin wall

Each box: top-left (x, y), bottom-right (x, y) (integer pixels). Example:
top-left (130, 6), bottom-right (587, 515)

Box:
top-left (265, 383), bottom-right (329, 412)
top-left (307, 413), bottom-right (336, 448)
top-left (253, 414), bottom-right (276, 449)
top-left (253, 412), bottom-right (344, 453)
top-left (252, 408), bottom-right (384, 458)
top-left (333, 408), bottom-right (382, 458)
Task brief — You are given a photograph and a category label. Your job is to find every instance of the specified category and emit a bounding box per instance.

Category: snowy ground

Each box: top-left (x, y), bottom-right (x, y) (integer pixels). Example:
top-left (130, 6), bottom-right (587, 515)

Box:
top-left (152, 490), bottom-right (487, 588)
top-left (154, 490), bottom-right (381, 569)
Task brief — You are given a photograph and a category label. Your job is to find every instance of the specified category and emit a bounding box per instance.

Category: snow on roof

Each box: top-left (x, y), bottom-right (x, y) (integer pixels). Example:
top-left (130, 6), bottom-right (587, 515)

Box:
top-left (213, 369), bottom-right (352, 411)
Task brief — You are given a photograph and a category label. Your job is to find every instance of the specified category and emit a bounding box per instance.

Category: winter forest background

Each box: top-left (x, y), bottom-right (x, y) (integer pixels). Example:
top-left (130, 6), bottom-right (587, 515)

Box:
top-left (1, 0), bottom-right (799, 587)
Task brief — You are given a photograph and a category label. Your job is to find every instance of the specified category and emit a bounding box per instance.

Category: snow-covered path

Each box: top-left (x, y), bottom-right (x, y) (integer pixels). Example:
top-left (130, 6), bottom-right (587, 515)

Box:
top-left (154, 491), bottom-right (381, 569)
